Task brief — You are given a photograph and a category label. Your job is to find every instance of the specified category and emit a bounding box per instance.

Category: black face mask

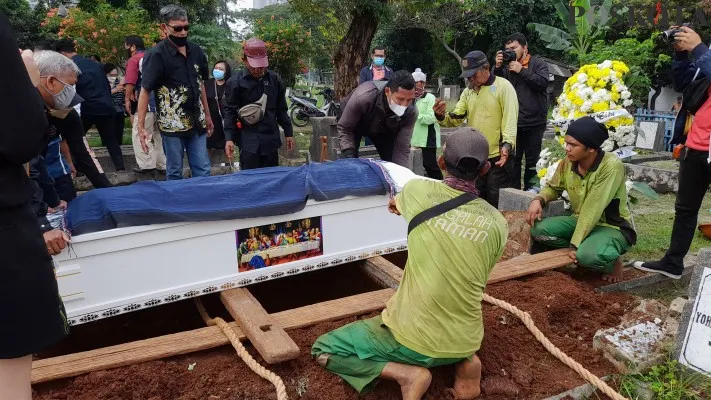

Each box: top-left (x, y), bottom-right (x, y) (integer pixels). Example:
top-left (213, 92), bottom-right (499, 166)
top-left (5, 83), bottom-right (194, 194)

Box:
top-left (169, 35), bottom-right (188, 47)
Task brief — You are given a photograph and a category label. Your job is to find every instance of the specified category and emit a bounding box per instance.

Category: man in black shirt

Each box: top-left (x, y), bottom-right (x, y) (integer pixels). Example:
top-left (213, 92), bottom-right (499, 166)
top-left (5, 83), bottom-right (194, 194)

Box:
top-left (493, 33), bottom-right (550, 191)
top-left (223, 37), bottom-right (294, 170)
top-left (138, 4), bottom-right (214, 180)
top-left (55, 39), bottom-right (126, 171)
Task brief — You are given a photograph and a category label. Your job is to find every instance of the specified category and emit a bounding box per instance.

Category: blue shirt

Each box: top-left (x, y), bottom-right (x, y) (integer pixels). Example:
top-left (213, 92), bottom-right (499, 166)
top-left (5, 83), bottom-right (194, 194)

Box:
top-left (72, 55), bottom-right (115, 116)
top-left (44, 137), bottom-right (71, 179)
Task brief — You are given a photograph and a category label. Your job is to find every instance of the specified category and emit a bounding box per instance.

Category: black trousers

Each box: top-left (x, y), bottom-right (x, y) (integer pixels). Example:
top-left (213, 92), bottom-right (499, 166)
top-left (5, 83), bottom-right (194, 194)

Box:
top-left (60, 111), bottom-right (113, 188)
top-left (113, 112), bottom-right (126, 148)
top-left (477, 155), bottom-right (513, 208)
top-left (240, 150), bottom-right (279, 170)
top-left (54, 174), bottom-right (77, 202)
top-left (661, 147), bottom-right (711, 270)
top-left (354, 134), bottom-right (395, 162)
top-left (0, 204), bottom-right (68, 358)
top-left (511, 123), bottom-right (546, 190)
top-left (421, 147), bottom-right (443, 180)
top-left (81, 114), bottom-right (125, 171)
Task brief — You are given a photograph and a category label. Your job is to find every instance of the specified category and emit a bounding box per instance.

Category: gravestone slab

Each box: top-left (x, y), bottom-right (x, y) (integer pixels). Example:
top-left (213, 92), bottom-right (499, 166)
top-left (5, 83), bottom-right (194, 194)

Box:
top-left (498, 188), bottom-right (567, 218)
top-left (635, 121), bottom-right (665, 151)
top-left (440, 85), bottom-right (461, 101)
top-left (675, 248), bottom-right (711, 377)
top-left (407, 148), bottom-right (425, 176)
top-left (309, 117), bottom-right (338, 162)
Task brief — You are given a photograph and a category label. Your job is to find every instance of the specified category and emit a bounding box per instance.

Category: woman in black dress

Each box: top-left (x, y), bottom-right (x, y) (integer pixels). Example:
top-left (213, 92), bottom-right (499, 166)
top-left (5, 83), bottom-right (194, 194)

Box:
top-left (205, 60), bottom-right (231, 155)
top-left (0, 19), bottom-right (69, 399)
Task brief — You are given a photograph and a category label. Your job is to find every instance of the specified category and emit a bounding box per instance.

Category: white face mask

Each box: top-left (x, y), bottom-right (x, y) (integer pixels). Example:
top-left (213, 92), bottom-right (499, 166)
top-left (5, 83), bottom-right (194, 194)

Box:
top-left (389, 99), bottom-right (407, 117)
top-left (107, 76), bottom-right (117, 85)
top-left (42, 77), bottom-right (76, 110)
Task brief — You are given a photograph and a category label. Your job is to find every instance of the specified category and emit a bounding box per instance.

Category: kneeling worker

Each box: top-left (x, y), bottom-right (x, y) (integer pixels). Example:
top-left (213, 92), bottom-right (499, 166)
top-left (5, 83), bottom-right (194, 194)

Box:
top-left (312, 127), bottom-right (508, 400)
top-left (527, 117), bottom-right (636, 282)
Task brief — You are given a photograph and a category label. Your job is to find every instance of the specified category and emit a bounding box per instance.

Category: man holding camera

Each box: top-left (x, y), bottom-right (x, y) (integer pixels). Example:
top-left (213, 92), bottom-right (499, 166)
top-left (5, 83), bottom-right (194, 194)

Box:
top-left (634, 25), bottom-right (711, 279)
top-left (493, 33), bottom-right (550, 191)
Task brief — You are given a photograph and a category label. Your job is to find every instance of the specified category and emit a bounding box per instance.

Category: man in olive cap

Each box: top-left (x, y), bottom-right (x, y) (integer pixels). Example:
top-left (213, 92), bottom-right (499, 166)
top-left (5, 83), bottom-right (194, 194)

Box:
top-left (312, 127), bottom-right (508, 400)
top-left (526, 116), bottom-right (636, 282)
top-left (433, 50), bottom-right (519, 208)
top-left (223, 37), bottom-right (294, 170)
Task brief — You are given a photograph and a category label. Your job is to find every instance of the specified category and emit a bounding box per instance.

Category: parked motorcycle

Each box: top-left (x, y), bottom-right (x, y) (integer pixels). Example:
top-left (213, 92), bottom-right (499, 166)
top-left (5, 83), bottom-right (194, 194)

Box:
top-left (289, 88), bottom-right (337, 127)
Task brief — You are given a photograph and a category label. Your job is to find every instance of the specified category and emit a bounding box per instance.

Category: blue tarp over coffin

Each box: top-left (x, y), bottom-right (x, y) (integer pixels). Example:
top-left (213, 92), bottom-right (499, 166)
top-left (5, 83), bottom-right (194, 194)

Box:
top-left (66, 159), bottom-right (392, 235)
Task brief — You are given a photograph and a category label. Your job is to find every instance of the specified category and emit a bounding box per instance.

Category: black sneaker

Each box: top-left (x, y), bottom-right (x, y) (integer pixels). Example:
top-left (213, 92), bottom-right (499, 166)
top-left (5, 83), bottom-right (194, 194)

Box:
top-left (632, 260), bottom-right (683, 280)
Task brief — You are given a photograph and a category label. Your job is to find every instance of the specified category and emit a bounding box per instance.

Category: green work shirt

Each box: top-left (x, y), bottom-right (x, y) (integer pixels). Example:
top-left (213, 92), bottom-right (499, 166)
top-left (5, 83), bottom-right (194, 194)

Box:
top-left (538, 152), bottom-right (637, 248)
top-left (382, 179), bottom-right (508, 358)
top-left (437, 75), bottom-right (519, 159)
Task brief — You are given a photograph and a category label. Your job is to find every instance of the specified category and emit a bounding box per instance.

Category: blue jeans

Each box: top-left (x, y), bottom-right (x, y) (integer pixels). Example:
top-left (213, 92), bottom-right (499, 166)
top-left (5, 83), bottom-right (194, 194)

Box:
top-left (161, 131), bottom-right (211, 180)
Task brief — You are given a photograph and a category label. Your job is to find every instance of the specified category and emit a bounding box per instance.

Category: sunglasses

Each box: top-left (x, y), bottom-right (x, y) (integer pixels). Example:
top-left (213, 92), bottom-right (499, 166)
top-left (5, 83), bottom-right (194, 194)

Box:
top-left (168, 24), bottom-right (189, 32)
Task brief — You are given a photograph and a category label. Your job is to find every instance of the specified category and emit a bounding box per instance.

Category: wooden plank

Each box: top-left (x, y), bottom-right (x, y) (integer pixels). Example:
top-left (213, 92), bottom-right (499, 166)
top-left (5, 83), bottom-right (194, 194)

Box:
top-left (487, 248), bottom-right (572, 284)
top-left (361, 249), bottom-right (572, 288)
top-left (360, 257), bottom-right (403, 290)
top-left (220, 288), bottom-right (300, 364)
top-left (31, 288), bottom-right (395, 384)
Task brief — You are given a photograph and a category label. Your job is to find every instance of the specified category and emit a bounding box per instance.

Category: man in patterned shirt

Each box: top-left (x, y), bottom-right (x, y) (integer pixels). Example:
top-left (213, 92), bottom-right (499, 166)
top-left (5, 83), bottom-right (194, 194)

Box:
top-left (137, 4), bottom-right (214, 180)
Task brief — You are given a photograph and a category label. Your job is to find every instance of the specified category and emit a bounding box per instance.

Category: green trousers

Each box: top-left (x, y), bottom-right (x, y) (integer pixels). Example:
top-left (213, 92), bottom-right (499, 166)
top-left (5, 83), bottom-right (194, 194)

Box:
top-left (531, 216), bottom-right (631, 273)
top-left (311, 315), bottom-right (468, 394)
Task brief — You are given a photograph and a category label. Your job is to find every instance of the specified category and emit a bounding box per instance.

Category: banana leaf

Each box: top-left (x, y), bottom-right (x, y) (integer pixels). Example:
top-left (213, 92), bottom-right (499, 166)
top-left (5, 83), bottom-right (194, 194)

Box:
top-left (526, 23), bottom-right (574, 52)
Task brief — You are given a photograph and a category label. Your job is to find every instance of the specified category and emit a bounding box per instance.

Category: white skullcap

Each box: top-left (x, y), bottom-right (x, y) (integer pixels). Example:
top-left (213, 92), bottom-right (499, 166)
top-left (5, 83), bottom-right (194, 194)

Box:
top-left (412, 68), bottom-right (427, 82)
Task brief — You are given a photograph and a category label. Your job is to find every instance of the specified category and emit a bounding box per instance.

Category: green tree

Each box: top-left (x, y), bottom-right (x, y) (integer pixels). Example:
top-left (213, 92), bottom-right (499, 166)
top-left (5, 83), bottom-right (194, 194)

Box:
top-left (253, 16), bottom-right (312, 87)
top-left (527, 0), bottom-right (620, 61)
top-left (138, 0), bottom-right (218, 24)
top-left (43, 0), bottom-right (161, 64)
top-left (189, 23), bottom-right (241, 64)
top-left (2, 0), bottom-right (54, 48)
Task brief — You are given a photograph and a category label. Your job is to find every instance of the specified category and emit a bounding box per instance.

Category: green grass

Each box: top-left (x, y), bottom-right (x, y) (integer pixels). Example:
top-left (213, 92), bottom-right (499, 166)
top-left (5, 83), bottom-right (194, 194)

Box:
top-left (86, 129), bottom-right (133, 147)
top-left (626, 193), bottom-right (711, 262)
top-left (615, 360), bottom-right (711, 400)
top-left (642, 160), bottom-right (680, 171)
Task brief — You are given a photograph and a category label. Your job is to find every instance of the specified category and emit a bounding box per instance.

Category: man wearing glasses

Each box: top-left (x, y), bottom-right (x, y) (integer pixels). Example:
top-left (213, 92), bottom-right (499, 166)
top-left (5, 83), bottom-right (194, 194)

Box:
top-left (137, 4), bottom-right (214, 180)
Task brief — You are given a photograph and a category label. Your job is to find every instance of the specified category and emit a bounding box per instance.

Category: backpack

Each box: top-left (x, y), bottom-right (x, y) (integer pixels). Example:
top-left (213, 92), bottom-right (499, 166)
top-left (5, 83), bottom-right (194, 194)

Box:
top-left (335, 80), bottom-right (388, 123)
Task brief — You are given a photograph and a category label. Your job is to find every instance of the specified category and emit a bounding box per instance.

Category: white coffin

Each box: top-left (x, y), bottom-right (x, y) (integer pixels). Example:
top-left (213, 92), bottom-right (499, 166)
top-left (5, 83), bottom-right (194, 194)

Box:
top-left (54, 162), bottom-right (423, 326)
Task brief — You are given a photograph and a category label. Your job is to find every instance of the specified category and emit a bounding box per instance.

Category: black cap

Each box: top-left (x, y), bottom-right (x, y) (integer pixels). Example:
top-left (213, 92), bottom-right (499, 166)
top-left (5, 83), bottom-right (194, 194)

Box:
top-left (566, 116), bottom-right (609, 150)
top-left (443, 127), bottom-right (490, 171)
top-left (459, 50), bottom-right (488, 78)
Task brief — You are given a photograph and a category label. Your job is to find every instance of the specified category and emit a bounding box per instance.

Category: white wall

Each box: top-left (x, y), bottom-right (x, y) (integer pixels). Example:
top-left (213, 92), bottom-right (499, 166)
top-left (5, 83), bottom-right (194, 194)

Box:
top-left (648, 86), bottom-right (682, 112)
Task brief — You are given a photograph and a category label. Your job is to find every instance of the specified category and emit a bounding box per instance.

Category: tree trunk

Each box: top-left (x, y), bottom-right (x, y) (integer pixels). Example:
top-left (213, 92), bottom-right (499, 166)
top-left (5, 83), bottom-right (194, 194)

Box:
top-left (333, 5), bottom-right (383, 99)
top-left (434, 34), bottom-right (467, 86)
top-left (649, 85), bottom-right (662, 110)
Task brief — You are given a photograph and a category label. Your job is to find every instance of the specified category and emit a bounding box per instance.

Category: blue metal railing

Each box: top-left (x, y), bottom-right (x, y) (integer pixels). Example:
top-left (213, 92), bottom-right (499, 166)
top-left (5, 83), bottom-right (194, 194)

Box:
top-left (634, 108), bottom-right (676, 151)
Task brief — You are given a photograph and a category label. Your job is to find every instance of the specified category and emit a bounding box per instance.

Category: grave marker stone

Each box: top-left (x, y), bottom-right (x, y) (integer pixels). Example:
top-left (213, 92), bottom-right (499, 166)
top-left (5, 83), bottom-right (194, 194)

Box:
top-left (676, 249), bottom-right (711, 377)
top-left (635, 121), bottom-right (665, 151)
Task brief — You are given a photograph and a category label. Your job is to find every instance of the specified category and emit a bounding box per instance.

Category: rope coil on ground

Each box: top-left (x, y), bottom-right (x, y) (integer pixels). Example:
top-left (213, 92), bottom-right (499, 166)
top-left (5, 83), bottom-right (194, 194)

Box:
top-left (194, 299), bottom-right (288, 400)
top-left (482, 293), bottom-right (628, 400)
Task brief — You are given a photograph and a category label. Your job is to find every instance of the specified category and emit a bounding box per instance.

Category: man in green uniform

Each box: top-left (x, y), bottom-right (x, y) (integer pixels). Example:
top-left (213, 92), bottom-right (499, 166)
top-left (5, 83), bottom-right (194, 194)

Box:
top-left (433, 50), bottom-right (519, 208)
top-left (311, 127), bottom-right (508, 400)
top-left (526, 116), bottom-right (637, 282)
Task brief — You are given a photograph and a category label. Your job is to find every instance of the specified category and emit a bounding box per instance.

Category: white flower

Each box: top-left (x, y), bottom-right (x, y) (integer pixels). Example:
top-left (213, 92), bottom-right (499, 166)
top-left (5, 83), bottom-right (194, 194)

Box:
top-left (623, 99), bottom-right (634, 107)
top-left (577, 73), bottom-right (588, 83)
top-left (581, 100), bottom-right (593, 112)
top-left (601, 60), bottom-right (613, 69)
top-left (601, 139), bottom-right (615, 152)
top-left (621, 90), bottom-right (631, 100)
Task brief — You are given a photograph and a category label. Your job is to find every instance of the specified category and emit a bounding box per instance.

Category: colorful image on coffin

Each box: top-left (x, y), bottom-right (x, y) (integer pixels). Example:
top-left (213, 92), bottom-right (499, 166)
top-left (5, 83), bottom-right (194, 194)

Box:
top-left (236, 217), bottom-right (323, 272)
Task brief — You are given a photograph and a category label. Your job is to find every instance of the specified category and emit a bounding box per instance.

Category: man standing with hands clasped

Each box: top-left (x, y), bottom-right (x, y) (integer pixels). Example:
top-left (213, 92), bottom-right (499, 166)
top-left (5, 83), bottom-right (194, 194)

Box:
top-left (223, 38), bottom-right (294, 170)
top-left (493, 33), bottom-right (550, 191)
top-left (137, 4), bottom-right (214, 180)
top-left (433, 50), bottom-right (519, 207)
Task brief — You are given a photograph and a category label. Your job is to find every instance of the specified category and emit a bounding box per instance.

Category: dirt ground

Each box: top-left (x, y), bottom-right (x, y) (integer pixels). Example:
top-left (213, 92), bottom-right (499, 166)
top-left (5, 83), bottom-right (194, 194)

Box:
top-left (34, 270), bottom-right (636, 400)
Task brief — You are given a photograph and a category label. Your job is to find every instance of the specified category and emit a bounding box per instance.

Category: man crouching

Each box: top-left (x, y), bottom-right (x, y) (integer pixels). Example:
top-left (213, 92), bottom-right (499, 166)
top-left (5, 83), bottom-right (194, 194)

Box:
top-left (527, 116), bottom-right (637, 282)
top-left (311, 127), bottom-right (508, 400)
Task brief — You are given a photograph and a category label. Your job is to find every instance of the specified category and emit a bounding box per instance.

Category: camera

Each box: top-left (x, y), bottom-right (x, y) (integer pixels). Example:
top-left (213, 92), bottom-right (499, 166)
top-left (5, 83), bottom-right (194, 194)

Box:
top-left (661, 23), bottom-right (691, 44)
top-left (502, 49), bottom-right (517, 63)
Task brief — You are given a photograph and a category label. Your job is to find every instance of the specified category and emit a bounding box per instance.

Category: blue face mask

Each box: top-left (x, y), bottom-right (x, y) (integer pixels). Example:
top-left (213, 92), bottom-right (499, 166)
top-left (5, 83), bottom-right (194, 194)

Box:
top-left (213, 69), bottom-right (225, 80)
top-left (373, 56), bottom-right (385, 67)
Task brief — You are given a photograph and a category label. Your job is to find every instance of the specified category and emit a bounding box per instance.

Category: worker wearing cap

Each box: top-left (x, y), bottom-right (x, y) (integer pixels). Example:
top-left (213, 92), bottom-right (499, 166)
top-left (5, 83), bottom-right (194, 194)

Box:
top-left (527, 116), bottom-right (637, 282)
top-left (223, 38), bottom-right (294, 170)
top-left (433, 50), bottom-right (519, 208)
top-left (312, 127), bottom-right (508, 400)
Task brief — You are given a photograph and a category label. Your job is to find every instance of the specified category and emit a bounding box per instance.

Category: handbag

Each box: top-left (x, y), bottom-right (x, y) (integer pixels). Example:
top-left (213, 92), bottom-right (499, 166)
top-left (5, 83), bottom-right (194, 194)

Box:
top-left (682, 76), bottom-right (711, 115)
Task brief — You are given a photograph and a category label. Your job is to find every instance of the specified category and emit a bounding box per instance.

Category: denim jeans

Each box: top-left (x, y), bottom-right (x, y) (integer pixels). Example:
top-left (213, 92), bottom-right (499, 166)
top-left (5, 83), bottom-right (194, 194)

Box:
top-left (161, 131), bottom-right (211, 180)
top-left (660, 147), bottom-right (711, 270)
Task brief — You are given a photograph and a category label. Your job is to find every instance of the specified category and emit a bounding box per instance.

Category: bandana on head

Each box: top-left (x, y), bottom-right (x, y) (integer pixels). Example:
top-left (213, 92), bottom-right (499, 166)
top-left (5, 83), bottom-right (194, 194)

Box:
top-left (566, 116), bottom-right (609, 150)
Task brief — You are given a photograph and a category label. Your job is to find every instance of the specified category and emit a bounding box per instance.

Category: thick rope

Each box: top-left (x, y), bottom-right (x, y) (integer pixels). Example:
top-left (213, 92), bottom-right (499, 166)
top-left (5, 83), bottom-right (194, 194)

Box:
top-left (482, 293), bottom-right (628, 400)
top-left (194, 299), bottom-right (288, 400)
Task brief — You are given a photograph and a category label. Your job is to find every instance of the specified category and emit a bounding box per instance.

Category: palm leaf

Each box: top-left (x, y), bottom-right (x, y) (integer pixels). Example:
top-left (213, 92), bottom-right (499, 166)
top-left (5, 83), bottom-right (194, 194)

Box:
top-left (629, 181), bottom-right (659, 199)
top-left (527, 23), bottom-right (574, 52)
